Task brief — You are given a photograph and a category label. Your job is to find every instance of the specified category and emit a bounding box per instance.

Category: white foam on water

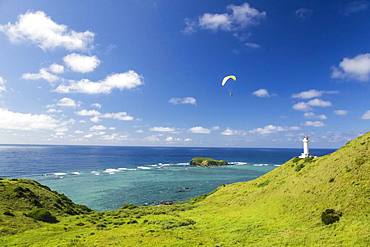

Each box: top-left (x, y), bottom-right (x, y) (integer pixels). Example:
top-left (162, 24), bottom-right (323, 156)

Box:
top-left (273, 164), bottom-right (281, 167)
top-left (91, 171), bottom-right (100, 176)
top-left (54, 172), bottom-right (67, 176)
top-left (253, 163), bottom-right (270, 167)
top-left (229, 161), bottom-right (248, 166)
top-left (70, 172), bottom-right (80, 175)
top-left (137, 166), bottom-right (151, 170)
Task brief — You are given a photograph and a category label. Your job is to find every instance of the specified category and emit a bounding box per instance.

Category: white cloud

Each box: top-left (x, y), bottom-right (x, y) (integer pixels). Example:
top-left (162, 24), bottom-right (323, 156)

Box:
top-left (334, 110), bottom-right (348, 116)
top-left (55, 70), bottom-right (143, 94)
top-left (149, 127), bottom-right (175, 133)
top-left (0, 108), bottom-right (59, 130)
top-left (252, 88), bottom-right (270, 97)
top-left (169, 97), bottom-right (197, 105)
top-left (293, 98), bottom-right (332, 111)
top-left (295, 8), bottom-right (313, 19)
top-left (187, 2), bottom-right (265, 33)
top-left (307, 98), bottom-right (332, 107)
top-left (90, 125), bottom-right (106, 131)
top-left (331, 53), bottom-right (370, 81)
top-left (304, 121), bottom-right (325, 127)
top-left (22, 68), bottom-right (59, 83)
top-left (0, 76), bottom-right (6, 93)
top-left (292, 89), bottom-right (337, 99)
top-left (100, 133), bottom-right (127, 141)
top-left (57, 97), bottom-right (77, 108)
top-left (102, 112), bottom-right (134, 121)
top-left (0, 11), bottom-right (94, 51)
top-left (362, 110), bottom-right (370, 120)
top-left (292, 102), bottom-right (312, 111)
top-left (189, 126), bottom-right (211, 134)
top-left (245, 42), bottom-right (260, 48)
top-left (249, 124), bottom-right (285, 135)
top-left (165, 136), bottom-right (174, 142)
top-left (49, 63), bottom-right (64, 74)
top-left (74, 130), bottom-right (84, 134)
top-left (76, 109), bottom-right (134, 122)
top-left (63, 53), bottom-right (100, 73)
top-left (303, 112), bottom-right (327, 120)
top-left (184, 138), bottom-right (192, 142)
top-left (221, 128), bottom-right (244, 136)
top-left (91, 103), bottom-right (101, 109)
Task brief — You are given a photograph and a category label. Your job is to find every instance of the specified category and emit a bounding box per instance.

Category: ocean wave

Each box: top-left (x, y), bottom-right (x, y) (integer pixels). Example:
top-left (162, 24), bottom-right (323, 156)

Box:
top-left (137, 166), bottom-right (152, 170)
top-left (252, 163), bottom-right (270, 167)
top-left (91, 171), bottom-right (100, 176)
top-left (229, 161), bottom-right (248, 166)
top-left (53, 172), bottom-right (67, 176)
top-left (70, 171), bottom-right (80, 175)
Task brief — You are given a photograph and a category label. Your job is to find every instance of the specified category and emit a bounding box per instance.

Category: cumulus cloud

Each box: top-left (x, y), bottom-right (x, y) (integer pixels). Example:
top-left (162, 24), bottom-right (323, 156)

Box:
top-left (292, 102), bottom-right (312, 111)
top-left (0, 76), bottom-right (6, 93)
top-left (49, 63), bottom-right (64, 74)
top-left (55, 70), bottom-right (143, 94)
top-left (189, 126), bottom-right (211, 134)
top-left (249, 124), bottom-right (285, 135)
top-left (292, 89), bottom-right (337, 99)
top-left (89, 125), bottom-right (106, 131)
top-left (63, 53), bottom-right (100, 73)
top-left (169, 97), bottom-right (197, 105)
top-left (249, 125), bottom-right (300, 135)
top-left (334, 109), bottom-right (348, 116)
top-left (343, 0), bottom-right (369, 15)
top-left (22, 68), bottom-right (59, 83)
top-left (221, 128), bottom-right (244, 136)
top-left (0, 11), bottom-right (94, 51)
top-left (76, 109), bottom-right (134, 122)
top-left (185, 2), bottom-right (265, 33)
top-left (252, 88), bottom-right (270, 97)
top-left (362, 110), bottom-right (370, 120)
top-left (149, 127), bottom-right (175, 133)
top-left (304, 121), bottom-right (325, 127)
top-left (331, 53), bottom-right (370, 81)
top-left (303, 112), bottom-right (327, 120)
top-left (293, 98), bottom-right (332, 111)
top-left (0, 108), bottom-right (59, 130)
top-left (91, 103), bottom-right (101, 109)
top-left (307, 98), bottom-right (332, 107)
top-left (57, 97), bottom-right (77, 108)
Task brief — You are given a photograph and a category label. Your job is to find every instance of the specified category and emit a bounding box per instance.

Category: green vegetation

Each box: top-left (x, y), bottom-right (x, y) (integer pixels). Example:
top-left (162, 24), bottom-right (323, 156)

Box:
top-left (1, 132), bottom-right (370, 246)
top-left (190, 157), bottom-right (228, 166)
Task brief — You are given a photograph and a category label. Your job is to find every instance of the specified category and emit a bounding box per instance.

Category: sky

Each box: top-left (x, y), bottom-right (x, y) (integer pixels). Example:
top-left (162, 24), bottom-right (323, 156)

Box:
top-left (0, 0), bottom-right (369, 148)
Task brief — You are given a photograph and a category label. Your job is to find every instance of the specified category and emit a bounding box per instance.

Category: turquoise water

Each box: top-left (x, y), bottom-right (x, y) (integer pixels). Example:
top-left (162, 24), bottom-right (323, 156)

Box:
top-left (0, 145), bottom-right (334, 210)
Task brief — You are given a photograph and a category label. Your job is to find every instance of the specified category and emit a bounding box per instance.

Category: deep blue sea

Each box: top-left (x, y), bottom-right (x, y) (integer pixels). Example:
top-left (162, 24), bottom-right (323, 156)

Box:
top-left (0, 145), bottom-right (334, 211)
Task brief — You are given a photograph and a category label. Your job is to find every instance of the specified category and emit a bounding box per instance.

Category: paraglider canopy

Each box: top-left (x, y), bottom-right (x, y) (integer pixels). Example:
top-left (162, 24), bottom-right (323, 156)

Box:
top-left (221, 75), bottom-right (236, 87)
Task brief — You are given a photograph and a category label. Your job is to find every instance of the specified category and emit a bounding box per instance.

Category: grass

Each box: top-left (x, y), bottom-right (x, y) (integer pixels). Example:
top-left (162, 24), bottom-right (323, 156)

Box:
top-left (0, 132), bottom-right (370, 246)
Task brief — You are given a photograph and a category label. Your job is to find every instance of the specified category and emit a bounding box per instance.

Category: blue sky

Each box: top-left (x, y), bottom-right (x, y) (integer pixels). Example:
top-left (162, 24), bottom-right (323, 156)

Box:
top-left (0, 0), bottom-right (369, 148)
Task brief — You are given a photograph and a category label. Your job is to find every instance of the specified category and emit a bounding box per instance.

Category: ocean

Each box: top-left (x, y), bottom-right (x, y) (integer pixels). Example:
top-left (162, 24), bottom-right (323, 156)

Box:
top-left (0, 145), bottom-right (334, 211)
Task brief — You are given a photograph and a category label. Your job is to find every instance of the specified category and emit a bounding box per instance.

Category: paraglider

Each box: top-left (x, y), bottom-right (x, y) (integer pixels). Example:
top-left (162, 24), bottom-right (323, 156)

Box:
top-left (221, 75), bottom-right (236, 87)
top-left (221, 75), bottom-right (237, 96)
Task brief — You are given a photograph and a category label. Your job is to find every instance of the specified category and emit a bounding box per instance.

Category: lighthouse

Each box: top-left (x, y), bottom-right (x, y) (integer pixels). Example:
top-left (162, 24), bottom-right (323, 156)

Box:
top-left (299, 136), bottom-right (310, 158)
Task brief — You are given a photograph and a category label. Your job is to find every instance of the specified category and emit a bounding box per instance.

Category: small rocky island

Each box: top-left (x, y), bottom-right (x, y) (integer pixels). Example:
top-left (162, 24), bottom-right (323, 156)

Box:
top-left (190, 157), bottom-right (228, 167)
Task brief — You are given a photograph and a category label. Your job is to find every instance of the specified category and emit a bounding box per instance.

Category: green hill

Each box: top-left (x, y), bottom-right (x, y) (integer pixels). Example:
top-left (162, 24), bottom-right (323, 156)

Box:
top-left (0, 132), bottom-right (369, 246)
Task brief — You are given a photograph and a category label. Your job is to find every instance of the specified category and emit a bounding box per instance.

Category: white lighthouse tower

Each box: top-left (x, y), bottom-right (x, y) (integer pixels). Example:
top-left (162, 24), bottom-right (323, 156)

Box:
top-left (299, 136), bottom-right (310, 158)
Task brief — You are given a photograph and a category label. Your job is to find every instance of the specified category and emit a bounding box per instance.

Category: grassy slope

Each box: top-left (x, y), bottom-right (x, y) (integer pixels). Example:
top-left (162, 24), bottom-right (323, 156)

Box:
top-left (1, 132), bottom-right (369, 246)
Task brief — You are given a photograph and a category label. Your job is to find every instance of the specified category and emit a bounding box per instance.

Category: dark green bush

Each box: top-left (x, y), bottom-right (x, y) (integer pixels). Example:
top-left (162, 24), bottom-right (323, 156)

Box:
top-left (3, 211), bottom-right (14, 216)
top-left (121, 203), bottom-right (137, 210)
top-left (295, 163), bottom-right (305, 172)
top-left (26, 208), bottom-right (58, 223)
top-left (321, 209), bottom-right (342, 225)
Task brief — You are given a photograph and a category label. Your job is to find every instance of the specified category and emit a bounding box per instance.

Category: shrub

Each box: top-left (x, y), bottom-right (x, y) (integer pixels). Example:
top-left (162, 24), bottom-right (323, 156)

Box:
top-left (26, 208), bottom-right (58, 223)
top-left (3, 211), bottom-right (14, 216)
top-left (121, 203), bottom-right (137, 210)
top-left (321, 209), bottom-right (342, 225)
top-left (295, 163), bottom-right (305, 172)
